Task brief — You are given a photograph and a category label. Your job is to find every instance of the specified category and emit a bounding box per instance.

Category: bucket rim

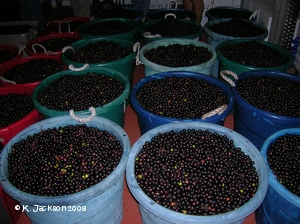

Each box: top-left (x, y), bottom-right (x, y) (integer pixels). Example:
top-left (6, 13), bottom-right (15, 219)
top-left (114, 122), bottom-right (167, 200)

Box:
top-left (126, 121), bottom-right (269, 223)
top-left (32, 67), bottom-right (130, 117)
top-left (140, 38), bottom-right (217, 72)
top-left (61, 37), bottom-right (138, 67)
top-left (215, 39), bottom-right (294, 71)
top-left (203, 18), bottom-right (268, 40)
top-left (92, 6), bottom-right (144, 21)
top-left (231, 70), bottom-right (300, 122)
top-left (130, 70), bottom-right (234, 123)
top-left (0, 115), bottom-right (130, 205)
top-left (260, 127), bottom-right (300, 207)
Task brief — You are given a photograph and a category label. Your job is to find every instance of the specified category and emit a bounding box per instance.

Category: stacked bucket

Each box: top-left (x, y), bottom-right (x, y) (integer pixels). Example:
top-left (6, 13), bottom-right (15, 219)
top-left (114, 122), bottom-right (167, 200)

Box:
top-left (0, 3), bottom-right (298, 224)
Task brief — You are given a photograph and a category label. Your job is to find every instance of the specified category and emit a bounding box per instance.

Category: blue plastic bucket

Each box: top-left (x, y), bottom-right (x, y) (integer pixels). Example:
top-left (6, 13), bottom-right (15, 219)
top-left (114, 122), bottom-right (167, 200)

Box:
top-left (0, 115), bottom-right (130, 224)
top-left (130, 71), bottom-right (234, 135)
top-left (204, 18), bottom-right (268, 78)
top-left (126, 122), bottom-right (269, 224)
top-left (256, 128), bottom-right (300, 223)
top-left (229, 70), bottom-right (300, 149)
top-left (139, 39), bottom-right (216, 77)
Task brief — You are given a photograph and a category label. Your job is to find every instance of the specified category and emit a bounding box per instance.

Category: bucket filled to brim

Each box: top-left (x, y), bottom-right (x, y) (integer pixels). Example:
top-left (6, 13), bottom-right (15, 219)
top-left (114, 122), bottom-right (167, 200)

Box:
top-left (0, 87), bottom-right (41, 145)
top-left (77, 18), bottom-right (140, 43)
top-left (61, 37), bottom-right (138, 88)
top-left (46, 17), bottom-right (90, 34)
top-left (216, 39), bottom-right (294, 80)
top-left (91, 6), bottom-right (144, 23)
top-left (204, 18), bottom-right (268, 78)
top-left (0, 115), bottom-right (130, 224)
top-left (126, 121), bottom-right (268, 224)
top-left (0, 45), bottom-right (22, 70)
top-left (205, 6), bottom-right (257, 21)
top-left (256, 128), bottom-right (300, 223)
top-left (25, 33), bottom-right (81, 56)
top-left (138, 38), bottom-right (216, 77)
top-left (220, 70), bottom-right (300, 149)
top-left (32, 67), bottom-right (130, 128)
top-left (130, 71), bottom-right (234, 135)
top-left (0, 55), bottom-right (66, 91)
top-left (140, 16), bottom-right (203, 45)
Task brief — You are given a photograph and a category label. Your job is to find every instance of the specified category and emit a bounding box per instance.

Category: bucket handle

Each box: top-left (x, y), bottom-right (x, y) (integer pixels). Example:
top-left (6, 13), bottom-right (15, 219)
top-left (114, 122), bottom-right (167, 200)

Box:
top-left (0, 76), bottom-right (16, 84)
top-left (164, 13), bottom-right (177, 19)
top-left (143, 31), bottom-right (162, 39)
top-left (167, 0), bottom-right (178, 9)
top-left (69, 107), bottom-right (96, 122)
top-left (62, 46), bottom-right (75, 53)
top-left (47, 20), bottom-right (72, 34)
top-left (201, 104), bottom-right (228, 120)
top-left (18, 43), bottom-right (26, 55)
top-left (219, 70), bottom-right (238, 87)
top-left (31, 43), bottom-right (57, 56)
top-left (68, 63), bottom-right (89, 71)
top-left (249, 9), bottom-right (260, 22)
top-left (133, 42), bottom-right (143, 65)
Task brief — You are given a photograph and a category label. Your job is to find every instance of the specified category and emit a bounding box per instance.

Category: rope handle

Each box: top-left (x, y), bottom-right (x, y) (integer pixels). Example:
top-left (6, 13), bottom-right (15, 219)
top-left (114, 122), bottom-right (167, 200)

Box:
top-left (47, 20), bottom-right (72, 34)
top-left (219, 70), bottom-right (238, 87)
top-left (0, 76), bottom-right (16, 84)
top-left (201, 104), bottom-right (228, 120)
top-left (164, 13), bottom-right (177, 19)
top-left (68, 63), bottom-right (89, 71)
top-left (143, 31), bottom-right (162, 38)
top-left (32, 43), bottom-right (47, 53)
top-left (18, 43), bottom-right (26, 55)
top-left (249, 9), bottom-right (260, 22)
top-left (62, 46), bottom-right (75, 53)
top-left (167, 0), bottom-right (178, 9)
top-left (134, 42), bottom-right (142, 66)
top-left (69, 107), bottom-right (96, 122)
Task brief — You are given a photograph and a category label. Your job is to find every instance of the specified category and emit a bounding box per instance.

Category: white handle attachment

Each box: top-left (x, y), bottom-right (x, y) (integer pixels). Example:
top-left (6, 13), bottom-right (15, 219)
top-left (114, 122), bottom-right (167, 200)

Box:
top-left (68, 63), bottom-right (89, 71)
top-left (249, 9), bottom-right (260, 22)
top-left (62, 46), bottom-right (75, 53)
top-left (143, 31), bottom-right (162, 38)
top-left (164, 13), bottom-right (177, 19)
top-left (167, 0), bottom-right (178, 9)
top-left (0, 76), bottom-right (16, 84)
top-left (201, 104), bottom-right (228, 120)
top-left (69, 107), bottom-right (96, 122)
top-left (134, 42), bottom-right (142, 66)
top-left (219, 70), bottom-right (238, 87)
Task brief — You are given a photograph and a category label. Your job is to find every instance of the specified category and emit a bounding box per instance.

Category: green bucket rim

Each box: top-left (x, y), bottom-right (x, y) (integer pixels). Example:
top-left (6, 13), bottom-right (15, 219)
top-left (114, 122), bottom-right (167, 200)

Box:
top-left (140, 38), bottom-right (217, 72)
top-left (61, 37), bottom-right (138, 68)
top-left (215, 39), bottom-right (294, 71)
top-left (140, 18), bottom-right (204, 42)
top-left (32, 67), bottom-right (130, 117)
top-left (204, 18), bottom-right (268, 40)
top-left (77, 18), bottom-right (140, 39)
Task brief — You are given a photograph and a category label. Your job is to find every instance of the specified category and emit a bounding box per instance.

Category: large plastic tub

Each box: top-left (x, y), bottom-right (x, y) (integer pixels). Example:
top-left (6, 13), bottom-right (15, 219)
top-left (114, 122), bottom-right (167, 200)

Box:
top-left (77, 18), bottom-right (140, 43)
top-left (0, 87), bottom-right (41, 145)
top-left (256, 128), bottom-right (300, 223)
top-left (130, 71), bottom-right (234, 135)
top-left (91, 6), bottom-right (144, 24)
top-left (32, 67), bottom-right (130, 128)
top-left (61, 37), bottom-right (137, 88)
top-left (25, 33), bottom-right (81, 56)
top-left (216, 39), bottom-right (294, 79)
top-left (126, 122), bottom-right (269, 224)
top-left (0, 55), bottom-right (67, 91)
top-left (204, 18), bottom-right (268, 78)
top-left (205, 7), bottom-right (255, 21)
top-left (0, 115), bottom-right (130, 224)
top-left (0, 45), bottom-right (22, 70)
top-left (229, 70), bottom-right (300, 149)
top-left (140, 18), bottom-right (203, 45)
top-left (139, 38), bottom-right (216, 77)
top-left (46, 17), bottom-right (90, 35)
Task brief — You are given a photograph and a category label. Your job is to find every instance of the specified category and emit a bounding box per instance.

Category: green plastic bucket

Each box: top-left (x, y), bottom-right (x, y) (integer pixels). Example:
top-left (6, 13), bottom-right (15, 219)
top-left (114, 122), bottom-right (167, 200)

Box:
top-left (32, 67), bottom-right (130, 128)
top-left (216, 39), bottom-right (294, 81)
top-left (256, 128), bottom-right (300, 223)
top-left (0, 115), bottom-right (130, 224)
top-left (139, 38), bottom-right (216, 77)
top-left (140, 18), bottom-right (203, 45)
top-left (61, 37), bottom-right (138, 88)
top-left (77, 18), bottom-right (140, 43)
top-left (126, 122), bottom-right (269, 224)
top-left (204, 18), bottom-right (268, 78)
